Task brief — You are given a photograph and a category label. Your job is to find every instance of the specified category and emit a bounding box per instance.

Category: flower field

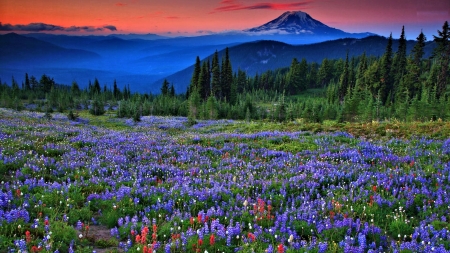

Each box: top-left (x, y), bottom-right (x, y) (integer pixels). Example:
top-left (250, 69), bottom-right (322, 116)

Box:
top-left (1, 108), bottom-right (450, 253)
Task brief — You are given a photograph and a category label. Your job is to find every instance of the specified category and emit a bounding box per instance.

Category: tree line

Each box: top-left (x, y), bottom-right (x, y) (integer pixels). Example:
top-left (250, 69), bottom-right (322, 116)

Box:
top-left (0, 21), bottom-right (449, 123)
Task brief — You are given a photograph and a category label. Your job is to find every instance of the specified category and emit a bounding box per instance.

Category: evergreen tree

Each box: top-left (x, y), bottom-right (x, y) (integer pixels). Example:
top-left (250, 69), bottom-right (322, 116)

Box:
top-left (169, 84), bottom-right (175, 97)
top-left (24, 73), bottom-right (31, 90)
top-left (339, 52), bottom-right (350, 102)
top-left (206, 95), bottom-right (218, 119)
top-left (333, 59), bottom-right (344, 82)
top-left (275, 92), bottom-right (287, 122)
top-left (298, 59), bottom-right (308, 91)
top-left (412, 31), bottom-right (426, 67)
top-left (229, 77), bottom-right (237, 105)
top-left (287, 58), bottom-right (300, 95)
top-left (198, 61), bottom-right (210, 100)
top-left (133, 104), bottom-right (142, 123)
top-left (317, 58), bottom-right (332, 87)
top-left (40, 74), bottom-right (55, 93)
top-left (401, 57), bottom-right (421, 99)
top-left (392, 26), bottom-right (407, 102)
top-left (123, 85), bottom-right (128, 100)
top-left (92, 78), bottom-right (101, 95)
top-left (221, 48), bottom-right (233, 100)
top-left (236, 69), bottom-right (247, 93)
top-left (211, 50), bottom-right (221, 98)
top-left (161, 79), bottom-right (170, 96)
top-left (379, 33), bottom-right (393, 104)
top-left (189, 56), bottom-right (202, 96)
top-left (188, 87), bottom-right (201, 124)
top-left (71, 81), bottom-right (80, 96)
top-left (89, 96), bottom-right (105, 116)
top-left (432, 21), bottom-right (450, 99)
top-left (307, 62), bottom-right (319, 88)
top-left (356, 52), bottom-right (368, 88)
top-left (30, 76), bottom-right (38, 91)
top-left (349, 56), bottom-right (356, 90)
top-left (113, 80), bottom-right (120, 99)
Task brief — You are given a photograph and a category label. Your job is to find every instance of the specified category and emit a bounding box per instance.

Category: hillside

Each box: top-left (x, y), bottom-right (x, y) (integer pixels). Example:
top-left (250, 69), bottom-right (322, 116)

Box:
top-left (0, 33), bottom-right (100, 68)
top-left (156, 35), bottom-right (435, 93)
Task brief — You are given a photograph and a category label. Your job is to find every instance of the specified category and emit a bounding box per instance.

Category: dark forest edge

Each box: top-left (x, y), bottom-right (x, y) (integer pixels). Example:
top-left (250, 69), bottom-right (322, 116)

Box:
top-left (1, 22), bottom-right (449, 125)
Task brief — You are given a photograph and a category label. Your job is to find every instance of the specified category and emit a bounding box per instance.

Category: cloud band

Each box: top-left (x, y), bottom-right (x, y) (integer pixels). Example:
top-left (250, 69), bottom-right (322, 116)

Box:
top-left (212, 0), bottom-right (312, 13)
top-left (0, 22), bottom-right (117, 32)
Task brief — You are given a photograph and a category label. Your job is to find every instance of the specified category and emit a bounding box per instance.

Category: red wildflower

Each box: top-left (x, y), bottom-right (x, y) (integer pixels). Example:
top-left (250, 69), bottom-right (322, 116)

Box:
top-left (25, 230), bottom-right (31, 243)
top-left (247, 232), bottom-right (256, 242)
top-left (198, 238), bottom-right (203, 246)
top-left (209, 234), bottom-right (215, 246)
top-left (277, 243), bottom-right (284, 253)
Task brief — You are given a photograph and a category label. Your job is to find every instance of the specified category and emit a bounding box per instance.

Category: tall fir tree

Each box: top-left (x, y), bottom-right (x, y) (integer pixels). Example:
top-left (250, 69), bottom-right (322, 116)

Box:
top-left (24, 73), bottom-right (31, 90)
top-left (229, 75), bottom-right (237, 105)
top-left (71, 81), bottom-right (80, 96)
top-left (211, 50), bottom-right (221, 98)
top-left (113, 79), bottom-right (120, 99)
top-left (356, 52), bottom-right (368, 89)
top-left (412, 31), bottom-right (427, 67)
top-left (339, 52), bottom-right (350, 102)
top-left (317, 58), bottom-right (332, 88)
top-left (287, 58), bottom-right (300, 95)
top-left (432, 21), bottom-right (450, 99)
top-left (92, 78), bottom-right (101, 95)
top-left (221, 48), bottom-right (233, 101)
top-left (189, 56), bottom-right (202, 97)
top-left (392, 26), bottom-right (407, 102)
top-left (236, 69), bottom-right (247, 93)
top-left (298, 58), bottom-right (308, 91)
top-left (379, 33), bottom-right (393, 104)
top-left (169, 84), bottom-right (175, 97)
top-left (198, 61), bottom-right (210, 100)
top-left (161, 79), bottom-right (170, 96)
top-left (400, 58), bottom-right (421, 100)
top-left (307, 62), bottom-right (319, 88)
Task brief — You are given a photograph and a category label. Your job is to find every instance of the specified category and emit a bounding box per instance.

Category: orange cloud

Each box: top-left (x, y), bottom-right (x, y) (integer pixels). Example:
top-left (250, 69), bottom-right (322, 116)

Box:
top-left (115, 2), bottom-right (127, 7)
top-left (212, 1), bottom-right (312, 13)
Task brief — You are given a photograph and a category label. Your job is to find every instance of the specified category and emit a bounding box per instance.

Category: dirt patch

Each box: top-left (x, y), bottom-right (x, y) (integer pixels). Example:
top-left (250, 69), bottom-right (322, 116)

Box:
top-left (85, 225), bottom-right (122, 253)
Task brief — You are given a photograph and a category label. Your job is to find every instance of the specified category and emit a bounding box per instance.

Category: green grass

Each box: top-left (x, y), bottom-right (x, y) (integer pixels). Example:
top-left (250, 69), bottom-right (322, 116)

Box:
top-left (197, 119), bottom-right (450, 140)
top-left (78, 111), bottom-right (129, 130)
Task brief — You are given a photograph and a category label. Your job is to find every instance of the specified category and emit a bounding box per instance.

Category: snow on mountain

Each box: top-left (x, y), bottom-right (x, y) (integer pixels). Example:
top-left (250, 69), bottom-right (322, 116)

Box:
top-left (244, 11), bottom-right (351, 36)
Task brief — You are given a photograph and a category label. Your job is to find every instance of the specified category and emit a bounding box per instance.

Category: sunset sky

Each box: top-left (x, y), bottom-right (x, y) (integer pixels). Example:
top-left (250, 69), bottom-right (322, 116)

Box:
top-left (1, 0), bottom-right (449, 39)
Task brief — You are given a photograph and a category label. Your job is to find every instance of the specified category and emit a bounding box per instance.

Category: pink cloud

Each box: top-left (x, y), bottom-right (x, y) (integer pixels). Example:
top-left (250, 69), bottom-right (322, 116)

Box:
top-left (115, 2), bottom-right (126, 7)
top-left (166, 16), bottom-right (180, 19)
top-left (212, 1), bottom-right (312, 13)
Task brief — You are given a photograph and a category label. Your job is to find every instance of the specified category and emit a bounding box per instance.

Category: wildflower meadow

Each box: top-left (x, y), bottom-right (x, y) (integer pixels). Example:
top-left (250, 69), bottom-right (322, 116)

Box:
top-left (1, 108), bottom-right (450, 253)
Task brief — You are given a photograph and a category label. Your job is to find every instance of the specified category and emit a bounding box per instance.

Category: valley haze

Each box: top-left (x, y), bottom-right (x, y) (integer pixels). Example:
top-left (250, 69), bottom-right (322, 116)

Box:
top-left (0, 8), bottom-right (446, 93)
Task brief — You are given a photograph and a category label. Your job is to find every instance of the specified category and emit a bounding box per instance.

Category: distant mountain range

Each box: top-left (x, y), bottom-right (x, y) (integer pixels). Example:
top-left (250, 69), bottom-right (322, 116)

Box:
top-left (0, 10), bottom-right (419, 94)
top-left (0, 33), bottom-right (100, 67)
top-left (154, 36), bottom-right (435, 93)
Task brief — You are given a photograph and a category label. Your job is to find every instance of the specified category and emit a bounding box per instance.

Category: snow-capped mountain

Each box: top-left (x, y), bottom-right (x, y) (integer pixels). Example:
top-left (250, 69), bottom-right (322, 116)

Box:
top-left (244, 11), bottom-right (372, 37)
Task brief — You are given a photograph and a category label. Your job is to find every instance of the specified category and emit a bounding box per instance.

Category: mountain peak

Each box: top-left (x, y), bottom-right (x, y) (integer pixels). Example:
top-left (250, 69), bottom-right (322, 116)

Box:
top-left (244, 11), bottom-right (348, 36)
